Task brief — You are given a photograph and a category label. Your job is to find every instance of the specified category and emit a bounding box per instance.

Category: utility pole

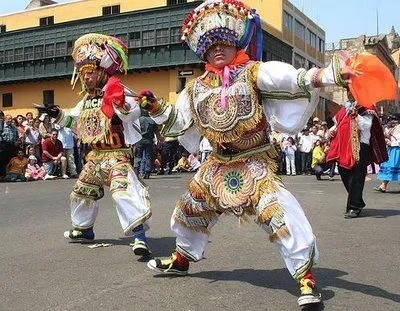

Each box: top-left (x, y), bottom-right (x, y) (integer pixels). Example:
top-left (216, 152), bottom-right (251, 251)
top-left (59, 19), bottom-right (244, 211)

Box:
top-left (376, 8), bottom-right (379, 35)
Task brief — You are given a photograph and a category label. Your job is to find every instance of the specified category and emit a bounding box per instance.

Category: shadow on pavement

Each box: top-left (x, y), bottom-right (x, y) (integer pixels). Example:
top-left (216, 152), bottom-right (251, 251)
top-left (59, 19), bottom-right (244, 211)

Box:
top-left (190, 267), bottom-right (400, 304)
top-left (70, 236), bottom-right (176, 256)
top-left (361, 208), bottom-right (400, 218)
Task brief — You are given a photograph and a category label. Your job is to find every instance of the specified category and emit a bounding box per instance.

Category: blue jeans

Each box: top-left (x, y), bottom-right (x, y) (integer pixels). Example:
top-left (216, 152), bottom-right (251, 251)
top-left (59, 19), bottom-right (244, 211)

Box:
top-left (137, 144), bottom-right (153, 175)
top-left (43, 161), bottom-right (55, 175)
top-left (314, 163), bottom-right (334, 179)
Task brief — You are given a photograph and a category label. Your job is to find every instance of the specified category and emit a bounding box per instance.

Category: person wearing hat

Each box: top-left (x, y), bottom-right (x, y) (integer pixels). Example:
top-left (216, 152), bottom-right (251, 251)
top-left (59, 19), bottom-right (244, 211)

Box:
top-left (317, 121), bottom-right (329, 140)
top-left (25, 155), bottom-right (46, 181)
top-left (39, 33), bottom-right (151, 256)
top-left (139, 0), bottom-right (360, 307)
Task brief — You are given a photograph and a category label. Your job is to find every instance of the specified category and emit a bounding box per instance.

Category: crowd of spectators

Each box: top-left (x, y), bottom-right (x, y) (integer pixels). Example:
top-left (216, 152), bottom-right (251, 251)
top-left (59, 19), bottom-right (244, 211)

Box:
top-left (0, 109), bottom-right (203, 183)
top-left (0, 110), bottom-right (78, 182)
top-left (1, 109), bottom-right (396, 183)
top-left (271, 117), bottom-right (338, 180)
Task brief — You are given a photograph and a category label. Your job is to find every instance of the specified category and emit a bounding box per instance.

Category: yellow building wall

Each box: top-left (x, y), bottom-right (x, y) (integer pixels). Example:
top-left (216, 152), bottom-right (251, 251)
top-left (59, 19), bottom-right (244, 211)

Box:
top-left (0, 0), bottom-right (198, 31)
top-left (1, 0), bottom-right (282, 33)
top-left (1, 68), bottom-right (202, 116)
top-left (244, 0), bottom-right (283, 32)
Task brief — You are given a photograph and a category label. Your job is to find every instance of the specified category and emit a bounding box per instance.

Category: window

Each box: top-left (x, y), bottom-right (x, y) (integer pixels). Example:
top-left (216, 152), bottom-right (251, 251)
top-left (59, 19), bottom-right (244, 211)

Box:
top-left (55, 42), bottom-right (67, 56)
top-left (295, 20), bottom-right (305, 40)
top-left (142, 30), bottom-right (155, 46)
top-left (170, 27), bottom-right (181, 43)
top-left (167, 0), bottom-right (187, 5)
top-left (283, 11), bottom-right (293, 32)
top-left (0, 51), bottom-right (4, 63)
top-left (116, 34), bottom-right (128, 44)
top-left (294, 53), bottom-right (306, 69)
top-left (102, 5), bottom-right (120, 16)
top-left (156, 29), bottom-right (169, 44)
top-left (318, 38), bottom-right (325, 53)
top-left (40, 16), bottom-right (54, 26)
top-left (35, 45), bottom-right (44, 58)
top-left (307, 30), bottom-right (316, 47)
top-left (24, 46), bottom-right (34, 60)
top-left (45, 44), bottom-right (55, 57)
top-left (0, 25), bottom-right (6, 33)
top-left (67, 41), bottom-right (73, 53)
top-left (5, 49), bottom-right (13, 62)
top-left (176, 77), bottom-right (186, 93)
top-left (129, 31), bottom-right (141, 48)
top-left (2, 93), bottom-right (13, 108)
top-left (14, 48), bottom-right (23, 61)
top-left (43, 90), bottom-right (54, 106)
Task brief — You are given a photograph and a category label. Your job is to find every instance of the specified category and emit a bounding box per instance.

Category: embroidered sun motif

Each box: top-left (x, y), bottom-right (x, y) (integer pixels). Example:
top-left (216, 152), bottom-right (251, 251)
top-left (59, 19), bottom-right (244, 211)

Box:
top-left (223, 171), bottom-right (244, 194)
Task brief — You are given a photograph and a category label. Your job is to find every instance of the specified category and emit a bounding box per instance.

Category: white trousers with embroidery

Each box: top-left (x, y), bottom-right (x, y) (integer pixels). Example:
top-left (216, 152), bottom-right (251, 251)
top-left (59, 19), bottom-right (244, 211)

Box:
top-left (172, 183), bottom-right (318, 280)
top-left (70, 170), bottom-right (151, 236)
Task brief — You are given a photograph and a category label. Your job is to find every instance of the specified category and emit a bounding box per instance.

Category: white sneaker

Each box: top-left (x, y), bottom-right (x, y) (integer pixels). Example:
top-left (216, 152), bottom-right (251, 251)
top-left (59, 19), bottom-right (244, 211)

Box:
top-left (62, 174), bottom-right (70, 179)
top-left (44, 174), bottom-right (56, 180)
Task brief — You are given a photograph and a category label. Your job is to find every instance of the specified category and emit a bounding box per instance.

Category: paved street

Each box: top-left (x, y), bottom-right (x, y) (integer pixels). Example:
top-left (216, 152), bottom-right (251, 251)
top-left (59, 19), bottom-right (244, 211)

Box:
top-left (0, 174), bottom-right (399, 311)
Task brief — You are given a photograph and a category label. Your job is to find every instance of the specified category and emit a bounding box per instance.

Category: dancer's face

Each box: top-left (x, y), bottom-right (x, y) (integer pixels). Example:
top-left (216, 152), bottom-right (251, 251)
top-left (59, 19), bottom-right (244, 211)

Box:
top-left (82, 68), bottom-right (100, 93)
top-left (206, 44), bottom-right (237, 68)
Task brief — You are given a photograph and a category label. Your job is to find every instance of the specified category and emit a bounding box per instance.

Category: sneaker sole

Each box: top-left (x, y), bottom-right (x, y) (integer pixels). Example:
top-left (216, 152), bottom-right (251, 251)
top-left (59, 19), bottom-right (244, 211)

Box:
top-left (297, 295), bottom-right (322, 306)
top-left (146, 261), bottom-right (188, 276)
top-left (132, 245), bottom-right (151, 256)
top-left (63, 231), bottom-right (94, 241)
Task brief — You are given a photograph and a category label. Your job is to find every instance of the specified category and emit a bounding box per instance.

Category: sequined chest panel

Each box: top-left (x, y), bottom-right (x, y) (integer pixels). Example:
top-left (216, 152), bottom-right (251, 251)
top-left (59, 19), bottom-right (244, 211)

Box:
top-left (78, 96), bottom-right (125, 148)
top-left (191, 65), bottom-right (263, 145)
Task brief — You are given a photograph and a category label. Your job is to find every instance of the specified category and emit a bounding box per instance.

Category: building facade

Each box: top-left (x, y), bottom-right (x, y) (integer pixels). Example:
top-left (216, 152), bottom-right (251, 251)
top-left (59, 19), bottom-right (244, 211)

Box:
top-left (324, 29), bottom-right (400, 118)
top-left (0, 0), bottom-right (325, 116)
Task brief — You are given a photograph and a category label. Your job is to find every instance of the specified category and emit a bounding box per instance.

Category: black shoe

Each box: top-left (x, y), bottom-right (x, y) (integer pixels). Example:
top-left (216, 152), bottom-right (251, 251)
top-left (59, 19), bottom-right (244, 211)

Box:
top-left (130, 238), bottom-right (151, 256)
top-left (344, 209), bottom-right (362, 219)
top-left (298, 279), bottom-right (322, 306)
top-left (64, 228), bottom-right (95, 240)
top-left (147, 253), bottom-right (189, 276)
top-left (157, 170), bottom-right (165, 175)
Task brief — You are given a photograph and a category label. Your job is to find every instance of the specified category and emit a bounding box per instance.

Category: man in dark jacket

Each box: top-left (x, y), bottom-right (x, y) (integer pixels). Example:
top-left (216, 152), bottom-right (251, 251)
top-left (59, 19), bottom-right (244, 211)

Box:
top-left (136, 110), bottom-right (157, 179)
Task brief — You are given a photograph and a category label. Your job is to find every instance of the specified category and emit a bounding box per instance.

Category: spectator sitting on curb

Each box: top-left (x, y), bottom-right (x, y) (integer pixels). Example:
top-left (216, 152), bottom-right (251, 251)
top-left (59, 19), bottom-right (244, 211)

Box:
top-left (4, 149), bottom-right (28, 182)
top-left (312, 139), bottom-right (334, 181)
top-left (173, 153), bottom-right (191, 172)
top-left (25, 155), bottom-right (46, 181)
top-left (42, 128), bottom-right (68, 180)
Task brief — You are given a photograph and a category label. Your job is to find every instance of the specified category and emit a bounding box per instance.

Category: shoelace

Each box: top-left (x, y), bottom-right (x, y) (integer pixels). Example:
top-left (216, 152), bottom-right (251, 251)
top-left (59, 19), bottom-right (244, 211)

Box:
top-left (71, 230), bottom-right (83, 237)
top-left (161, 253), bottom-right (177, 273)
top-left (299, 278), bottom-right (314, 295)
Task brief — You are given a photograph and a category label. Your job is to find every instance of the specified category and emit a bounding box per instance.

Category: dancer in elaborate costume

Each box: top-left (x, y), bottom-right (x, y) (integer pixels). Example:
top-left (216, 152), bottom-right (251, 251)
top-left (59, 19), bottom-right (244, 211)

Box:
top-left (374, 116), bottom-right (400, 192)
top-left (140, 0), bottom-right (358, 306)
top-left (41, 33), bottom-right (151, 255)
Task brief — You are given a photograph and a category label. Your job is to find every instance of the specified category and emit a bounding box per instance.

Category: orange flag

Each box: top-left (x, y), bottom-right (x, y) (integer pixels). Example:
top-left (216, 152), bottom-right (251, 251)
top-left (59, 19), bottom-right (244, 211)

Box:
top-left (347, 53), bottom-right (397, 108)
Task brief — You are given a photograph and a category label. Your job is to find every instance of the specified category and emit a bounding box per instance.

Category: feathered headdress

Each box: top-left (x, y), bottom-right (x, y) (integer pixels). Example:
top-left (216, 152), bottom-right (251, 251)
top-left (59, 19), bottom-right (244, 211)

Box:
top-left (71, 33), bottom-right (128, 89)
top-left (181, 0), bottom-right (263, 61)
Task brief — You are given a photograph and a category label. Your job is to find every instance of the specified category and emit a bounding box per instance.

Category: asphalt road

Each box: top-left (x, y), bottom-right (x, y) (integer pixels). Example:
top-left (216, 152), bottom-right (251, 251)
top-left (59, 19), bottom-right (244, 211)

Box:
top-left (0, 173), bottom-right (399, 311)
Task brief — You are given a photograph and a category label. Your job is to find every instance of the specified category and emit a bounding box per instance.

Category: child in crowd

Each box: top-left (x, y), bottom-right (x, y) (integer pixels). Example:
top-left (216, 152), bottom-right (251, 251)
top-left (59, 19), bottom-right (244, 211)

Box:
top-left (173, 153), bottom-right (191, 172)
top-left (25, 155), bottom-right (46, 181)
top-left (4, 150), bottom-right (28, 182)
top-left (284, 137), bottom-right (297, 176)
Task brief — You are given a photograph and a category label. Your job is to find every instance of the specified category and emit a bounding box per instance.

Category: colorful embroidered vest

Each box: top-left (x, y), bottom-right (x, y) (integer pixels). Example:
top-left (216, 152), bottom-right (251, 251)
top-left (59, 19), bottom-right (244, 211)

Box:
top-left (189, 62), bottom-right (269, 155)
top-left (77, 95), bottom-right (126, 149)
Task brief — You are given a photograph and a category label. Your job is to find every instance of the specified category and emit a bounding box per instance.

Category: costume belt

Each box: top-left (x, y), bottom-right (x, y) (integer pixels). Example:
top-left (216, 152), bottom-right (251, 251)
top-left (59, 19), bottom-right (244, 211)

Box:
top-left (213, 143), bottom-right (277, 161)
top-left (86, 148), bottom-right (132, 162)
